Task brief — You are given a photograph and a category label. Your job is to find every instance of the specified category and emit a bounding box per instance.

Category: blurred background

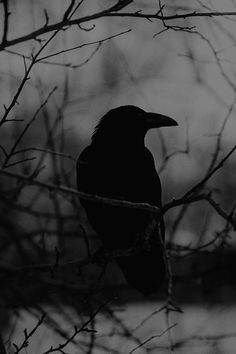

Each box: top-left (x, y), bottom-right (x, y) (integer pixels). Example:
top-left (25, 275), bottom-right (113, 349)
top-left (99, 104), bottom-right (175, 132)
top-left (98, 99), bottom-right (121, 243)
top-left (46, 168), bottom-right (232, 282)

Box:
top-left (1, 0), bottom-right (236, 353)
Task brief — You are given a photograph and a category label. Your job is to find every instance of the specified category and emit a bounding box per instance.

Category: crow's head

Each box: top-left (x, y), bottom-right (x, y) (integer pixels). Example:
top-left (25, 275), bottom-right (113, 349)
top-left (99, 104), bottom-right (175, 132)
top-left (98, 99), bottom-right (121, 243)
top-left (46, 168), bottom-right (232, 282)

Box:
top-left (92, 105), bottom-right (178, 148)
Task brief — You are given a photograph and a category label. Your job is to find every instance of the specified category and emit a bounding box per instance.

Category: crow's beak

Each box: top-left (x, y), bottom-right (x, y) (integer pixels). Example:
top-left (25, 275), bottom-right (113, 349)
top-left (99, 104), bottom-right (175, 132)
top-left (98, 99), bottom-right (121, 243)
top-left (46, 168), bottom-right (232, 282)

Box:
top-left (146, 113), bottom-right (178, 129)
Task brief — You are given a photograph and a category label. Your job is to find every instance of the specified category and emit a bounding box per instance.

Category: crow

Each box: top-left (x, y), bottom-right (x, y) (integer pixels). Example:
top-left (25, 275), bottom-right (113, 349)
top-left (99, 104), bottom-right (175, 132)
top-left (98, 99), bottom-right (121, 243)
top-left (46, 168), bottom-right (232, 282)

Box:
top-left (77, 105), bottom-right (178, 295)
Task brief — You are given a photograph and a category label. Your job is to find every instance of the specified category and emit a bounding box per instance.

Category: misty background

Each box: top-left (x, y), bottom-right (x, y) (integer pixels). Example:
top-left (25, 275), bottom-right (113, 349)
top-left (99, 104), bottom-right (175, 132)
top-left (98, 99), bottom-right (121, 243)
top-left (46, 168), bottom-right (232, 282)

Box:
top-left (1, 1), bottom-right (236, 353)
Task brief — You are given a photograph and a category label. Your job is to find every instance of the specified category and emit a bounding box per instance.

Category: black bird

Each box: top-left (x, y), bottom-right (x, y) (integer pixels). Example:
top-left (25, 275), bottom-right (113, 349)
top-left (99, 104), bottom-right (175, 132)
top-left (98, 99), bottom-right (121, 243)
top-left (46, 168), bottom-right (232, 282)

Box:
top-left (77, 106), bottom-right (178, 295)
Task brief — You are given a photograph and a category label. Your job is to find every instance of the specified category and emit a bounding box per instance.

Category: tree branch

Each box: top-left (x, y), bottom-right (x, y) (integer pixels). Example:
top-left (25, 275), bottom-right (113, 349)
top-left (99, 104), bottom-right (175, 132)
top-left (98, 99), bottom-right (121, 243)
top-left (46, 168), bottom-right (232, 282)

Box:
top-left (1, 6), bottom-right (236, 50)
top-left (1, 0), bottom-right (10, 44)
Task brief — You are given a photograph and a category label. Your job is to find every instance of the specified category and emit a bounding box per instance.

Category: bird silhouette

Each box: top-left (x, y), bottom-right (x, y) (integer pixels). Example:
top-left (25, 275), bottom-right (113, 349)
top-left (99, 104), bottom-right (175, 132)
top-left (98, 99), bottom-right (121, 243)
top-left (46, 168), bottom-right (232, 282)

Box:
top-left (77, 106), bottom-right (178, 295)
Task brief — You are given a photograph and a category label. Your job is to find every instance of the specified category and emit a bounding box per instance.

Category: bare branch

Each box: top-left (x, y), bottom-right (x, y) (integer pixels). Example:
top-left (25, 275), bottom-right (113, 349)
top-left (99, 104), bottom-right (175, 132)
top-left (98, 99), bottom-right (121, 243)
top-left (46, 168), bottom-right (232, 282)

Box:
top-left (13, 314), bottom-right (46, 354)
top-left (4, 157), bottom-right (36, 168)
top-left (128, 323), bottom-right (177, 354)
top-left (63, 0), bottom-right (76, 21)
top-left (37, 29), bottom-right (131, 62)
top-left (0, 62), bottom-right (33, 127)
top-left (12, 147), bottom-right (75, 161)
top-left (158, 117), bottom-right (190, 174)
top-left (206, 96), bottom-right (236, 174)
top-left (0, 144), bottom-right (8, 158)
top-left (43, 9), bottom-right (49, 27)
top-left (3, 86), bottom-right (57, 168)
top-left (183, 144), bottom-right (236, 198)
top-left (1, 5), bottom-right (236, 50)
top-left (1, 0), bottom-right (10, 44)
top-left (42, 302), bottom-right (109, 354)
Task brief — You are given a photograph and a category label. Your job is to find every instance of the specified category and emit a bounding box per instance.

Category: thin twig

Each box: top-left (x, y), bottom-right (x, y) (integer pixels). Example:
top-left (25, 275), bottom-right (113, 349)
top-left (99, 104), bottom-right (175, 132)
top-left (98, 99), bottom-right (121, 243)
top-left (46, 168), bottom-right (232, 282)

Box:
top-left (13, 314), bottom-right (46, 354)
top-left (1, 0), bottom-right (10, 44)
top-left (183, 144), bottom-right (236, 198)
top-left (42, 301), bottom-right (109, 354)
top-left (128, 323), bottom-right (177, 354)
top-left (12, 147), bottom-right (75, 161)
top-left (37, 30), bottom-right (131, 62)
top-left (3, 87), bottom-right (57, 167)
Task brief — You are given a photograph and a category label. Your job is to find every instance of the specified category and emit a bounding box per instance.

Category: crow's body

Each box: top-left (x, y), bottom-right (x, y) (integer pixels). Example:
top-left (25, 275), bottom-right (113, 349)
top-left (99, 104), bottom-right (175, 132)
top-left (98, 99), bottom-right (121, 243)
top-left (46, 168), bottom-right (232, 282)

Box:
top-left (77, 106), bottom-right (177, 294)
